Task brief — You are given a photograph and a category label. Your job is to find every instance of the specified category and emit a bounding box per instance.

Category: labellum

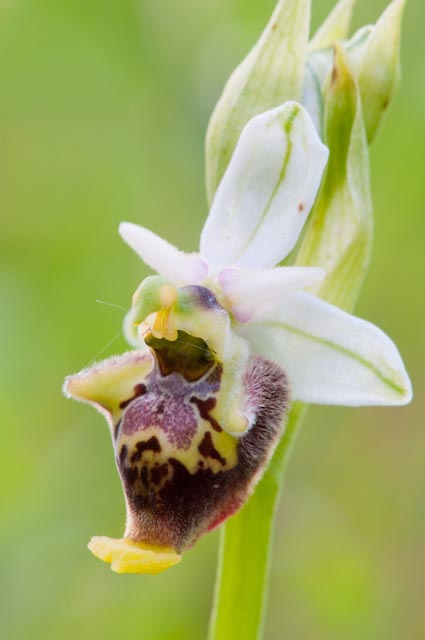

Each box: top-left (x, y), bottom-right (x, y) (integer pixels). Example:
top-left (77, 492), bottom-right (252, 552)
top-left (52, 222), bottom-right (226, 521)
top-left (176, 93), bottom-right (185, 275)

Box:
top-left (65, 285), bottom-right (290, 572)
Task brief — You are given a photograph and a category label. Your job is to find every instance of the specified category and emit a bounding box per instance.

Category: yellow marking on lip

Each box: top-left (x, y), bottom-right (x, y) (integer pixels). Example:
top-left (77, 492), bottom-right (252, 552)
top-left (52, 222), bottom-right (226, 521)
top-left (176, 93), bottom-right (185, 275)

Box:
top-left (88, 536), bottom-right (181, 575)
top-left (119, 421), bottom-right (239, 476)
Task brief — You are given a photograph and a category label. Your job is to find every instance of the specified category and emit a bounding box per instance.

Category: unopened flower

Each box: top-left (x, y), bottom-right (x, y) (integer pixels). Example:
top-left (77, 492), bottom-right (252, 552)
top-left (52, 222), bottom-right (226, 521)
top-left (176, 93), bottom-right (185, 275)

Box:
top-left (64, 101), bottom-right (411, 574)
top-left (206, 0), bottom-right (406, 197)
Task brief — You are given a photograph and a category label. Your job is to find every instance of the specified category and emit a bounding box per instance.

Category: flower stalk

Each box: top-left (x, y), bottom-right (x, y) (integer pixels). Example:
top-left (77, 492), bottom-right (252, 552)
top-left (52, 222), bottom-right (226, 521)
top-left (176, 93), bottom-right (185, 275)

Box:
top-left (208, 402), bottom-right (307, 640)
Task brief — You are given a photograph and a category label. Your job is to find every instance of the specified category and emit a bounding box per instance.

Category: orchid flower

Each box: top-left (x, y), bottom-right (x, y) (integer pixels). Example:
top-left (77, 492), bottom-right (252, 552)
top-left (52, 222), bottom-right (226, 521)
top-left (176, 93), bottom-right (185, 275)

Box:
top-left (64, 100), bottom-right (411, 575)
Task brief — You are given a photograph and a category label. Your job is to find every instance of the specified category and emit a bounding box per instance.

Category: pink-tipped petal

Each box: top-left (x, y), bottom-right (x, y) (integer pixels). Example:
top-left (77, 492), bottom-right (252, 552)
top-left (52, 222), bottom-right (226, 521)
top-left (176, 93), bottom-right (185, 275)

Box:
top-left (219, 266), bottom-right (325, 322)
top-left (120, 222), bottom-right (208, 287)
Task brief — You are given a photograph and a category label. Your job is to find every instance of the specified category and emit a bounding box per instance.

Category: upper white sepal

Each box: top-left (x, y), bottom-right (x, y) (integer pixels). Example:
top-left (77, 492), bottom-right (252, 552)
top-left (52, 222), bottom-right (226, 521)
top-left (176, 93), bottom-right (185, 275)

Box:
top-left (200, 102), bottom-right (329, 271)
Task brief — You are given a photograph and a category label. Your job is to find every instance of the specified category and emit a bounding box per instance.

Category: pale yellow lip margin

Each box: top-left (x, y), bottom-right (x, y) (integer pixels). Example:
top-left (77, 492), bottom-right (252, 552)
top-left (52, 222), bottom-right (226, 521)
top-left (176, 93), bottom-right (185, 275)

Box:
top-left (88, 536), bottom-right (181, 575)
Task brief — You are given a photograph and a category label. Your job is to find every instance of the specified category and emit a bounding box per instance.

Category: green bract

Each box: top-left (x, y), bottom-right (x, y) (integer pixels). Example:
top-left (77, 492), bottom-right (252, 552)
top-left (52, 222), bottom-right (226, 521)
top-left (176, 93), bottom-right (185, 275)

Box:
top-left (297, 44), bottom-right (372, 310)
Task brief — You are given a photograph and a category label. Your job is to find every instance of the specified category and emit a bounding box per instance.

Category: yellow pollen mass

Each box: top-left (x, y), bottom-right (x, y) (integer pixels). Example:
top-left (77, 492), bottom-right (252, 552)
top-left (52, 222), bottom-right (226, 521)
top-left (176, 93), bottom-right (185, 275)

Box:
top-left (152, 308), bottom-right (178, 341)
top-left (88, 536), bottom-right (181, 575)
top-left (149, 285), bottom-right (179, 341)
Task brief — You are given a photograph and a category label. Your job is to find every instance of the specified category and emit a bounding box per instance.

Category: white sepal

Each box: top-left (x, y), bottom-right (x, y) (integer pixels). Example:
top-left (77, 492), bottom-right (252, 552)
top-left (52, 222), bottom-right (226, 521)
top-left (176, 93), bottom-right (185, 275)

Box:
top-left (236, 291), bottom-right (412, 406)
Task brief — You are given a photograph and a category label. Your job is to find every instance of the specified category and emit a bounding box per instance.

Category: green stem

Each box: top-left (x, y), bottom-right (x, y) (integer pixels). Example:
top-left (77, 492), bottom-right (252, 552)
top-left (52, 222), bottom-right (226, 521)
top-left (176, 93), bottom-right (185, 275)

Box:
top-left (208, 402), bottom-right (307, 640)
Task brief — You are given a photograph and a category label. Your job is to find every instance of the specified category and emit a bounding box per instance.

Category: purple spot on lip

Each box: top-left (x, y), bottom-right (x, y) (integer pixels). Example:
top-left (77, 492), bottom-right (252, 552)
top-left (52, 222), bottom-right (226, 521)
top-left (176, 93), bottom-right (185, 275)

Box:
top-left (121, 364), bottom-right (222, 450)
top-left (123, 389), bottom-right (197, 449)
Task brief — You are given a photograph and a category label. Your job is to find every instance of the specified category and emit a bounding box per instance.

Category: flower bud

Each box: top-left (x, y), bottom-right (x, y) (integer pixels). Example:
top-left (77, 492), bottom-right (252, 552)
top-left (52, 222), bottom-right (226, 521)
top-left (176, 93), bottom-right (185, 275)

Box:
top-left (351, 0), bottom-right (406, 142)
top-left (305, 0), bottom-right (406, 144)
top-left (295, 45), bottom-right (372, 311)
top-left (309, 0), bottom-right (357, 51)
top-left (205, 0), bottom-right (311, 203)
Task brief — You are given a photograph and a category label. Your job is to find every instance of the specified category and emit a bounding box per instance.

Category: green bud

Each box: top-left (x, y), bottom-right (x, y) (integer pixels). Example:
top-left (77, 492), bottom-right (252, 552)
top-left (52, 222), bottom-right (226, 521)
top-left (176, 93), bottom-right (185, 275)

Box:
top-left (309, 0), bottom-right (357, 51)
top-left (296, 45), bottom-right (372, 312)
top-left (205, 0), bottom-right (311, 204)
top-left (351, 0), bottom-right (407, 142)
top-left (302, 26), bottom-right (371, 138)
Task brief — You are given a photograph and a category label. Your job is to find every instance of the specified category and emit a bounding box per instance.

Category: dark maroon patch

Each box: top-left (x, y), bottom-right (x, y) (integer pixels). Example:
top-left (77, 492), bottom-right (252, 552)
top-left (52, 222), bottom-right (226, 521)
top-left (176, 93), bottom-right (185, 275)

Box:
top-left (114, 419), bottom-right (122, 439)
top-left (130, 436), bottom-right (161, 463)
top-left (122, 463), bottom-right (138, 488)
top-left (151, 463), bottom-right (169, 485)
top-left (190, 396), bottom-right (222, 432)
top-left (140, 466), bottom-right (149, 489)
top-left (119, 444), bottom-right (128, 465)
top-left (198, 432), bottom-right (226, 466)
top-left (137, 436), bottom-right (161, 453)
top-left (119, 383), bottom-right (147, 410)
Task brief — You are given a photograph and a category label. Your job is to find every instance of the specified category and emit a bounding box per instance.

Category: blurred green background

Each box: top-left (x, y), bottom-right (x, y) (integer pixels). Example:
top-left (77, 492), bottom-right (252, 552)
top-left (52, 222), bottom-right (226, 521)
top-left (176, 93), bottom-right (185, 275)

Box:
top-left (1, 0), bottom-right (423, 638)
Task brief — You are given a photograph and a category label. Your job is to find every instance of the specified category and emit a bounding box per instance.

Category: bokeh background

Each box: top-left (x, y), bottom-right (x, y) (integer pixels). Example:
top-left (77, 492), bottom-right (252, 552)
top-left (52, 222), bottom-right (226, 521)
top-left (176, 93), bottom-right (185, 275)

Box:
top-left (1, 0), bottom-right (424, 638)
